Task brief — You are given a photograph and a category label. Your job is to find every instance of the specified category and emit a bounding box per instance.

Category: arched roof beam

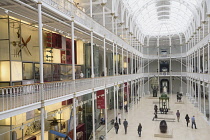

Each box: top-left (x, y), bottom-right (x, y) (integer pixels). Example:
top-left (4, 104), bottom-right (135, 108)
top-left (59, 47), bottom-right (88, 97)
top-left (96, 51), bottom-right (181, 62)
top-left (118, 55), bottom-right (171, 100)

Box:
top-left (129, 0), bottom-right (198, 19)
top-left (140, 15), bottom-right (188, 29)
top-left (145, 22), bottom-right (186, 36)
top-left (136, 6), bottom-right (192, 23)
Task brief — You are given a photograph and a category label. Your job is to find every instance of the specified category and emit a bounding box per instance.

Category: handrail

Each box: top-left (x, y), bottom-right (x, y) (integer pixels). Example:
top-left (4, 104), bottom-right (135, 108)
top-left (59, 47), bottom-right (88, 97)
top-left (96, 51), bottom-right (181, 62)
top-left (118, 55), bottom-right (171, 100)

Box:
top-left (0, 74), bottom-right (140, 113)
top-left (143, 53), bottom-right (187, 59)
top-left (1, 71), bottom-right (209, 115)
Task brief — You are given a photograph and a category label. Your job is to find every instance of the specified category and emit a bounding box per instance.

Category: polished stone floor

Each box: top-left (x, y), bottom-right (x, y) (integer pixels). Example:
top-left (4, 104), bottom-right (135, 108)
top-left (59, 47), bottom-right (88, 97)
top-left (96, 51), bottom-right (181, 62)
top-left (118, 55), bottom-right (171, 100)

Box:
top-left (107, 94), bottom-right (210, 140)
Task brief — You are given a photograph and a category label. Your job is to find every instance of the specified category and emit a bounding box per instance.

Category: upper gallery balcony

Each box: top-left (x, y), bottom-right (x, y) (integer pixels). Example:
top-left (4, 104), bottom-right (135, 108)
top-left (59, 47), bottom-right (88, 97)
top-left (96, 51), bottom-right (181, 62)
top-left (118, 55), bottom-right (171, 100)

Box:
top-left (0, 0), bottom-right (140, 56)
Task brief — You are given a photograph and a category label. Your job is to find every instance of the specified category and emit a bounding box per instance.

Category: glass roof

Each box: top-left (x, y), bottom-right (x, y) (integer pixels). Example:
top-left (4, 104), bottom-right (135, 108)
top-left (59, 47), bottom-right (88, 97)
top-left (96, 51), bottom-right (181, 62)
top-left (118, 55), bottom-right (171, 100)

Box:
top-left (122, 0), bottom-right (201, 36)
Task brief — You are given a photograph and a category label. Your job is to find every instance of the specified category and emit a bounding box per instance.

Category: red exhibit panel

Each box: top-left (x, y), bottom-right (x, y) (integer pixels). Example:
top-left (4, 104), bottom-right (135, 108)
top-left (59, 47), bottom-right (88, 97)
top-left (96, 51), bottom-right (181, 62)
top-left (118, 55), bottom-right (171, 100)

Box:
top-left (66, 39), bottom-right (77, 64)
top-left (47, 33), bottom-right (62, 49)
top-left (124, 82), bottom-right (130, 101)
top-left (97, 90), bottom-right (105, 109)
top-left (62, 99), bottom-right (73, 106)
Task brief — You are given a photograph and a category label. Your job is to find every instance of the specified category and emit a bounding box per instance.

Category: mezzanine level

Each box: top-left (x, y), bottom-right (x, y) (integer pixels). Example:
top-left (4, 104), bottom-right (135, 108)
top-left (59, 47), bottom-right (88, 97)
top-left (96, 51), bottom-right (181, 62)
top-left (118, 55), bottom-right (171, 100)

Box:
top-left (0, 74), bottom-right (140, 120)
top-left (0, 72), bottom-right (189, 120)
top-left (0, 70), bottom-right (209, 121)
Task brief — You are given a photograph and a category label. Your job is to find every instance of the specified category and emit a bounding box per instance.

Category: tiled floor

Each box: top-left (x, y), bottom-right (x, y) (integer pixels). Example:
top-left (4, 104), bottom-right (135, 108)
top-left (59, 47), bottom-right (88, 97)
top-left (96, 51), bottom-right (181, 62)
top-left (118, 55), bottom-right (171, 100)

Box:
top-left (107, 94), bottom-right (210, 140)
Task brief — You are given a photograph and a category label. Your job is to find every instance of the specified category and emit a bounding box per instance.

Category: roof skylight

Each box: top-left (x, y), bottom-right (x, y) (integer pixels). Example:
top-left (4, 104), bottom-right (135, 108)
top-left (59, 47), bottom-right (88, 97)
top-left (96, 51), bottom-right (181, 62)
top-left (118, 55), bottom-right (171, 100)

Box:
top-left (122, 0), bottom-right (201, 36)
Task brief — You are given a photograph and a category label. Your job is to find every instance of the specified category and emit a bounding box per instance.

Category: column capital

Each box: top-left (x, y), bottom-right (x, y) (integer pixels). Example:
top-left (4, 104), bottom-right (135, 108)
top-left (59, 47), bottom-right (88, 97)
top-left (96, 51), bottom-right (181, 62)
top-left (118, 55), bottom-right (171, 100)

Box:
top-left (73, 92), bottom-right (76, 97)
top-left (201, 20), bottom-right (206, 24)
top-left (101, 2), bottom-right (106, 6)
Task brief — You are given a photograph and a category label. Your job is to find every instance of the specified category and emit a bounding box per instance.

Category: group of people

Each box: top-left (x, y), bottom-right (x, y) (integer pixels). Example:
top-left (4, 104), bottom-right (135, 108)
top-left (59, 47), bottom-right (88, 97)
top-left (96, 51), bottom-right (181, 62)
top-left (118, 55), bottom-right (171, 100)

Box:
top-left (185, 114), bottom-right (197, 129)
top-left (176, 110), bottom-right (197, 129)
top-left (114, 113), bottom-right (143, 137)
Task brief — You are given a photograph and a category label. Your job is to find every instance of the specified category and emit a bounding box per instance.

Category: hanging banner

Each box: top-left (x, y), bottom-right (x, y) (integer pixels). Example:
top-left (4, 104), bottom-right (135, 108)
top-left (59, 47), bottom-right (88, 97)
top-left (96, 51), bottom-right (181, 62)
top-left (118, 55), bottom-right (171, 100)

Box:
top-left (97, 90), bottom-right (105, 109)
top-left (124, 82), bottom-right (130, 101)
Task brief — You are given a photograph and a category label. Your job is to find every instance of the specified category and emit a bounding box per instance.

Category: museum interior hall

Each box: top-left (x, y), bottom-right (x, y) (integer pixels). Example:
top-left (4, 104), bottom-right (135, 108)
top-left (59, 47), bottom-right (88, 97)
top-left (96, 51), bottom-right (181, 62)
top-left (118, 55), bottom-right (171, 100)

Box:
top-left (0, 0), bottom-right (210, 140)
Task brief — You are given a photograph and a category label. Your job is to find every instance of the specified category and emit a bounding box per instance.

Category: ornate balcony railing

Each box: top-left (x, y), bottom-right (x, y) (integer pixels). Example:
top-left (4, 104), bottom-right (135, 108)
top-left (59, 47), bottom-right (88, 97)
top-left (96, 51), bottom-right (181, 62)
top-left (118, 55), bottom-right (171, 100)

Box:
top-left (143, 53), bottom-right (186, 59)
top-left (1, 71), bottom-right (209, 120)
top-left (144, 72), bottom-right (187, 77)
top-left (187, 73), bottom-right (210, 82)
top-left (0, 74), bottom-right (141, 114)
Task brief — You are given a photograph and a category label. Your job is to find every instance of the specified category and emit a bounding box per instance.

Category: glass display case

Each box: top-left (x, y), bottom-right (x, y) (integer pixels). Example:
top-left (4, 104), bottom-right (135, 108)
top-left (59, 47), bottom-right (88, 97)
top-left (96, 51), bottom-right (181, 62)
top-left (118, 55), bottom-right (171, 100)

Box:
top-left (23, 63), bottom-right (33, 80)
top-left (0, 61), bottom-right (10, 81)
top-left (35, 63), bottom-right (52, 83)
top-left (60, 65), bottom-right (71, 80)
top-left (0, 17), bottom-right (9, 61)
top-left (53, 64), bottom-right (61, 81)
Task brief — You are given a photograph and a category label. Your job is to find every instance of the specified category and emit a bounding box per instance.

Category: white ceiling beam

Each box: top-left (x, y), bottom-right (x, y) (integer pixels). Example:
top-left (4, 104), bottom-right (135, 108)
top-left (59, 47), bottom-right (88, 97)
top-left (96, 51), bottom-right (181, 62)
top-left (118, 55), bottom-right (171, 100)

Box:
top-left (80, 1), bottom-right (102, 6)
top-left (92, 12), bottom-right (111, 16)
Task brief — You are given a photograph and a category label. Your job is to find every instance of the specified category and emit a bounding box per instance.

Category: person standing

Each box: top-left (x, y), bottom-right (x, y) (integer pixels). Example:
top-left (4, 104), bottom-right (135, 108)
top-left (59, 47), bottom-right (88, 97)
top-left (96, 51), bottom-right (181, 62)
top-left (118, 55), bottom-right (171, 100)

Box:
top-left (118, 113), bottom-right (121, 125)
top-left (114, 121), bottom-right (119, 134)
top-left (79, 71), bottom-right (84, 78)
top-left (137, 123), bottom-right (142, 137)
top-left (191, 116), bottom-right (197, 129)
top-left (185, 114), bottom-right (190, 127)
top-left (176, 110), bottom-right (180, 122)
top-left (123, 119), bottom-right (128, 134)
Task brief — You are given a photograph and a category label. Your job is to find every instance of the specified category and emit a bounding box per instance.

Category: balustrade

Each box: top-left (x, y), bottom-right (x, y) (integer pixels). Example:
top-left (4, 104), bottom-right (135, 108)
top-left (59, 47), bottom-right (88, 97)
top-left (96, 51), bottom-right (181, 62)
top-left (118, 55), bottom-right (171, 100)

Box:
top-left (143, 53), bottom-right (186, 59)
top-left (0, 74), bottom-right (139, 113)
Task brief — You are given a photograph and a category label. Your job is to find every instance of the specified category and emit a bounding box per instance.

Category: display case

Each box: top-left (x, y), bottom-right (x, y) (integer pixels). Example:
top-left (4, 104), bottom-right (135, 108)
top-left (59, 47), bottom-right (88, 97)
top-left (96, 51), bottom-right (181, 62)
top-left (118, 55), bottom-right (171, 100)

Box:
top-left (35, 63), bottom-right (52, 82)
top-left (0, 61), bottom-right (10, 81)
top-left (0, 17), bottom-right (9, 61)
top-left (11, 61), bottom-right (22, 81)
top-left (60, 65), bottom-right (71, 80)
top-left (23, 63), bottom-right (33, 80)
top-left (53, 64), bottom-right (61, 81)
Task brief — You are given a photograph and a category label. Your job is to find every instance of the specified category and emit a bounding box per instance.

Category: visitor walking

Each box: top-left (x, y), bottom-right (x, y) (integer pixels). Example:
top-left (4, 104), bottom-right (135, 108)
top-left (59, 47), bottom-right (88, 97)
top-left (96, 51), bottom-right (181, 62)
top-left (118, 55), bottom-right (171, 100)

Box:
top-left (137, 123), bottom-right (142, 137)
top-left (114, 121), bottom-right (119, 134)
top-left (125, 105), bottom-right (128, 112)
top-left (191, 116), bottom-right (197, 129)
top-left (118, 113), bottom-right (121, 125)
top-left (185, 114), bottom-right (190, 127)
top-left (152, 112), bottom-right (158, 121)
top-left (176, 110), bottom-right (180, 122)
top-left (123, 119), bottom-right (128, 134)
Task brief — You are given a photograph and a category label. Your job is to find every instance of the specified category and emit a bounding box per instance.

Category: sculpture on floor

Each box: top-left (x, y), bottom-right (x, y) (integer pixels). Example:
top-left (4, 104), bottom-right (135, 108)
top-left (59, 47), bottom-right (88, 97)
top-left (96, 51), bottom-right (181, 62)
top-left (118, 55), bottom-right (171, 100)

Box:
top-left (151, 76), bottom-right (159, 97)
top-left (163, 86), bottom-right (167, 93)
top-left (177, 92), bottom-right (182, 102)
top-left (152, 86), bottom-right (158, 97)
top-left (160, 120), bottom-right (167, 133)
top-left (159, 94), bottom-right (169, 114)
